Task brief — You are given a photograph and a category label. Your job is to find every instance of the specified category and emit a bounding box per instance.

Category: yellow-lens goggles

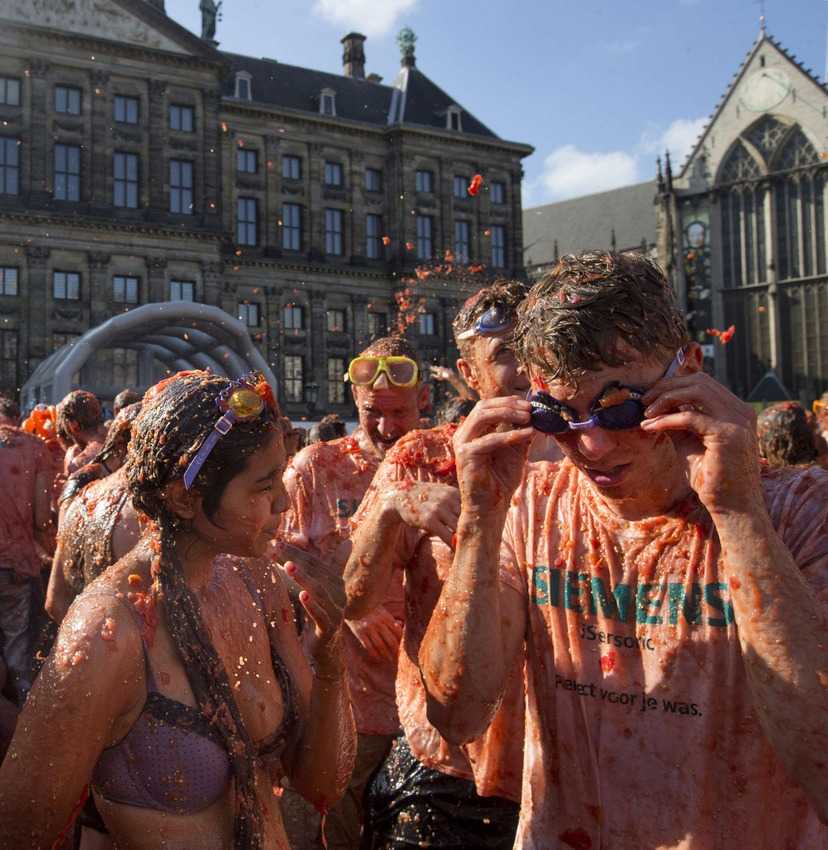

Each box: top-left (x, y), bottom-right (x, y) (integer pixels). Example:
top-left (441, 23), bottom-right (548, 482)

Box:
top-left (347, 355), bottom-right (419, 388)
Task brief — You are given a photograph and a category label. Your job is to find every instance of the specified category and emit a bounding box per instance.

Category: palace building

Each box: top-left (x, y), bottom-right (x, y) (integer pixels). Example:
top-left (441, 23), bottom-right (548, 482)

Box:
top-left (0, 0), bottom-right (532, 416)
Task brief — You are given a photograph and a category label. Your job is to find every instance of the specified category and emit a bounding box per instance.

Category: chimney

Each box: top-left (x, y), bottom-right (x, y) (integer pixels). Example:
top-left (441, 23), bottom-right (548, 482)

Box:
top-left (341, 33), bottom-right (367, 79)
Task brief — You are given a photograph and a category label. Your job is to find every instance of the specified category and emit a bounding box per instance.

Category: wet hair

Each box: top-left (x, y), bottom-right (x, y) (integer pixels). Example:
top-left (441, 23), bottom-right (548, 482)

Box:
top-left (59, 402), bottom-right (142, 506)
top-left (318, 413), bottom-right (346, 442)
top-left (113, 388), bottom-right (142, 415)
top-left (452, 279), bottom-right (528, 358)
top-left (57, 389), bottom-right (103, 436)
top-left (435, 395), bottom-right (475, 425)
top-left (0, 395), bottom-right (20, 422)
top-left (126, 371), bottom-right (280, 849)
top-left (359, 334), bottom-right (418, 361)
top-left (757, 402), bottom-right (818, 467)
top-left (515, 251), bottom-right (689, 388)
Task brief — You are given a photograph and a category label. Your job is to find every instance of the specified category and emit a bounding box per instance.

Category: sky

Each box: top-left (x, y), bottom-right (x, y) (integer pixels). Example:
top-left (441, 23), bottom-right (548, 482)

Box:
top-left (165, 0), bottom-right (826, 207)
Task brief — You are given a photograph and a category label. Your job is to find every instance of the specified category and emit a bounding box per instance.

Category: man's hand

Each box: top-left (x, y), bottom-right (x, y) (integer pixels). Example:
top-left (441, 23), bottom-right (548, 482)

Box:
top-left (641, 372), bottom-right (761, 516)
top-left (346, 606), bottom-right (403, 662)
top-left (453, 397), bottom-right (533, 515)
top-left (382, 482), bottom-right (460, 546)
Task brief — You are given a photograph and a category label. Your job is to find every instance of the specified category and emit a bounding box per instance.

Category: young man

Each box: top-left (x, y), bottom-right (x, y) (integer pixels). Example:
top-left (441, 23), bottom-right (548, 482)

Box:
top-left (280, 335), bottom-right (428, 850)
top-left (420, 251), bottom-right (828, 849)
top-left (56, 389), bottom-right (107, 475)
top-left (0, 396), bottom-right (53, 705)
top-left (344, 281), bottom-right (535, 849)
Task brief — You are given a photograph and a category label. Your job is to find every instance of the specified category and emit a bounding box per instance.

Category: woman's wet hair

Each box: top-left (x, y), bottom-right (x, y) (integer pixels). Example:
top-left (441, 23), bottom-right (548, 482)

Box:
top-left (515, 250), bottom-right (689, 388)
top-left (126, 371), bottom-right (281, 849)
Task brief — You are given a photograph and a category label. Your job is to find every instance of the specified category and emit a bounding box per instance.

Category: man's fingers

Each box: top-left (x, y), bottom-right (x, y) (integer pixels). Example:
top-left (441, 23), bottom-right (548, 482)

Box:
top-left (459, 405), bottom-right (531, 441)
top-left (640, 410), bottom-right (715, 436)
top-left (461, 427), bottom-right (534, 457)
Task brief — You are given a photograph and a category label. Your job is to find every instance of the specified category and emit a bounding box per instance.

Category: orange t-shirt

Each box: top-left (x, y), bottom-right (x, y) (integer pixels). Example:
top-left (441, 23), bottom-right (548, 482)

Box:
top-left (280, 430), bottom-right (403, 736)
top-left (353, 424), bottom-right (525, 801)
top-left (0, 426), bottom-right (52, 577)
top-left (501, 459), bottom-right (828, 849)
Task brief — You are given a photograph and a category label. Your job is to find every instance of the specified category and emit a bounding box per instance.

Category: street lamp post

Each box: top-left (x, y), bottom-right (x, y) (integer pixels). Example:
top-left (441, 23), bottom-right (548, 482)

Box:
top-left (304, 381), bottom-right (320, 419)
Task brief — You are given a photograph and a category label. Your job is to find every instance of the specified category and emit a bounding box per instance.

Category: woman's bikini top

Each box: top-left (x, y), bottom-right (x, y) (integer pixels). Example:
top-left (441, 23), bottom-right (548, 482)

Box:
top-left (90, 571), bottom-right (298, 815)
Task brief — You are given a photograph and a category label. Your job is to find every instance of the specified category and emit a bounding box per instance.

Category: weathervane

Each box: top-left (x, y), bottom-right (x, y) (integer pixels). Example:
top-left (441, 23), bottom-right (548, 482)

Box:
top-left (756, 0), bottom-right (767, 33)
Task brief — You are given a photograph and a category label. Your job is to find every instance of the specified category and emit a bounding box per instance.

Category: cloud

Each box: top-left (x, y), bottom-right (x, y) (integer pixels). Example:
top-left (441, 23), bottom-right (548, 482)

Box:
top-left (312, 0), bottom-right (418, 37)
top-left (604, 39), bottom-right (642, 54)
top-left (525, 115), bottom-right (708, 205)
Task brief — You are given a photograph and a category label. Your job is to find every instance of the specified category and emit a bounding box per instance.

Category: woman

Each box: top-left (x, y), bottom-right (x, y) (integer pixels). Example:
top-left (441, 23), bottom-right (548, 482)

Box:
top-left (0, 371), bottom-right (355, 849)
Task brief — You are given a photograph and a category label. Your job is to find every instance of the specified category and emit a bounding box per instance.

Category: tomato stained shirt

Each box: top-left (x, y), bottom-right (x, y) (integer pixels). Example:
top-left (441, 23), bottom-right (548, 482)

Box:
top-left (353, 423), bottom-right (525, 802)
top-left (281, 429), bottom-right (404, 736)
top-left (0, 426), bottom-right (52, 577)
top-left (500, 459), bottom-right (828, 850)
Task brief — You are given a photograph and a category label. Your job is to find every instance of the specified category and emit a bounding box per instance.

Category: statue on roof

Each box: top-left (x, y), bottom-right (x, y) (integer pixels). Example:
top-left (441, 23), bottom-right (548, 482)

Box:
top-left (200, 0), bottom-right (222, 42)
top-left (397, 27), bottom-right (417, 66)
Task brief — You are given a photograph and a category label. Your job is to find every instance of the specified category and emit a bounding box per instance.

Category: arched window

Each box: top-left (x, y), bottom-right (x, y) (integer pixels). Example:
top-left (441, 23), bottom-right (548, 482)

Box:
top-left (772, 127), bottom-right (824, 280)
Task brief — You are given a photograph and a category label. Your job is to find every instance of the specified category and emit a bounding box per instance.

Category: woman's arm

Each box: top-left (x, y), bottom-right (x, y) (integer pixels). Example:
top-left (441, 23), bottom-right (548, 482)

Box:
top-left (46, 504), bottom-right (80, 623)
top-left (0, 593), bottom-right (144, 848)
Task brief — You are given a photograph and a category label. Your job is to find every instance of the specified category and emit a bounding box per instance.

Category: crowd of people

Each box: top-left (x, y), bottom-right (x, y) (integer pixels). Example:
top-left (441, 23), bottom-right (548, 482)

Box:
top-left (0, 250), bottom-right (826, 850)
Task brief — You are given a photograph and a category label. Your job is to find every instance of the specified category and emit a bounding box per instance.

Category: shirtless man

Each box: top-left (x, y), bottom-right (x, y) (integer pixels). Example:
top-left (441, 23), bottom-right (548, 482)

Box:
top-left (280, 335), bottom-right (428, 849)
top-left (344, 281), bottom-right (534, 848)
top-left (421, 251), bottom-right (828, 849)
top-left (57, 389), bottom-right (108, 476)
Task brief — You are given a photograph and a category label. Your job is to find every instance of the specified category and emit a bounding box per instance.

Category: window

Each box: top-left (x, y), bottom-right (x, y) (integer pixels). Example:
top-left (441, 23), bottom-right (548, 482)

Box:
top-left (236, 197), bottom-right (257, 246)
top-left (491, 225), bottom-right (506, 268)
top-left (282, 155), bottom-right (302, 180)
top-left (113, 152), bottom-right (139, 209)
top-left (0, 329), bottom-right (17, 390)
top-left (365, 168), bottom-right (382, 192)
top-left (234, 72), bottom-right (252, 101)
top-left (326, 308), bottom-right (345, 333)
top-left (113, 275), bottom-right (139, 304)
top-left (0, 138), bottom-right (19, 195)
top-left (416, 215), bottom-right (433, 260)
top-left (169, 160), bottom-right (193, 214)
top-left (453, 176), bottom-right (468, 200)
top-left (113, 95), bottom-right (139, 124)
top-left (0, 78), bottom-right (21, 107)
top-left (282, 203), bottom-right (302, 251)
top-left (418, 312), bottom-right (436, 336)
top-left (54, 144), bottom-right (81, 201)
top-left (325, 208), bottom-right (344, 256)
top-left (283, 304), bottom-right (303, 330)
top-left (367, 311), bottom-right (387, 339)
top-left (328, 357), bottom-right (346, 404)
top-left (112, 348), bottom-right (139, 387)
top-left (238, 302), bottom-right (260, 327)
top-left (366, 213), bottom-right (383, 259)
top-left (454, 220), bottom-right (470, 264)
top-left (447, 107), bottom-right (462, 131)
top-left (415, 169), bottom-right (433, 193)
top-left (0, 267), bottom-right (18, 296)
top-left (284, 355), bottom-right (303, 403)
top-left (53, 271), bottom-right (80, 301)
top-left (237, 148), bottom-right (258, 174)
top-left (320, 89), bottom-right (336, 116)
top-left (52, 332), bottom-right (81, 352)
top-left (169, 104), bottom-right (194, 132)
top-left (55, 85), bottom-right (81, 115)
top-left (324, 162), bottom-right (343, 187)
top-left (169, 280), bottom-right (195, 302)
top-left (490, 181), bottom-right (506, 205)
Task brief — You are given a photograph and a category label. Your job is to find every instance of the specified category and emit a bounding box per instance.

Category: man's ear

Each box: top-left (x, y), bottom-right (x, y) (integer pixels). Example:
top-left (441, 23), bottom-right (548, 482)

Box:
top-left (681, 342), bottom-right (704, 374)
top-left (456, 357), bottom-right (481, 392)
top-left (161, 479), bottom-right (200, 521)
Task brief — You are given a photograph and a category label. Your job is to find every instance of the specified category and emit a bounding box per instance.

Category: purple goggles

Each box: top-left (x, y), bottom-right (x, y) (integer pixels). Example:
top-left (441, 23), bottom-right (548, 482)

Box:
top-left (528, 349), bottom-right (686, 436)
top-left (455, 304), bottom-right (514, 341)
top-left (182, 376), bottom-right (268, 490)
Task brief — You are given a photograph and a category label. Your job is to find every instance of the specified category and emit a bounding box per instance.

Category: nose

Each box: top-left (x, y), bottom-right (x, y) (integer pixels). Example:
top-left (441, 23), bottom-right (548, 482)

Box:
top-left (574, 427), bottom-right (618, 462)
top-left (377, 417), bottom-right (396, 440)
top-left (372, 372), bottom-right (391, 390)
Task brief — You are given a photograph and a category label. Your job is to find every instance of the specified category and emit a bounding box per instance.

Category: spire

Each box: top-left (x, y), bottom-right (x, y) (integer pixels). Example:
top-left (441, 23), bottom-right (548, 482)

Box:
top-left (757, 0), bottom-right (767, 36)
top-left (656, 156), bottom-right (665, 193)
top-left (665, 150), bottom-right (674, 193)
top-left (610, 228), bottom-right (617, 252)
top-left (397, 27), bottom-right (417, 67)
top-left (553, 239), bottom-right (559, 263)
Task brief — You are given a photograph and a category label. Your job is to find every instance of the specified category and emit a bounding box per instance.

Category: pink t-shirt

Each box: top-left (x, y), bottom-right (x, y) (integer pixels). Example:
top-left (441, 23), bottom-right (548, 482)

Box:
top-left (0, 426), bottom-right (51, 577)
top-left (280, 430), bottom-right (403, 736)
top-left (500, 459), bottom-right (828, 850)
top-left (354, 424), bottom-right (525, 801)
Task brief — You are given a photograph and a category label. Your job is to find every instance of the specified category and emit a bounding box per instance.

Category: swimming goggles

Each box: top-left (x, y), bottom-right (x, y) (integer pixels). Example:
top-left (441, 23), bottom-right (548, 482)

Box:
top-left (183, 374), bottom-right (270, 489)
top-left (347, 355), bottom-right (419, 388)
top-left (528, 349), bottom-right (686, 435)
top-left (456, 304), bottom-right (514, 341)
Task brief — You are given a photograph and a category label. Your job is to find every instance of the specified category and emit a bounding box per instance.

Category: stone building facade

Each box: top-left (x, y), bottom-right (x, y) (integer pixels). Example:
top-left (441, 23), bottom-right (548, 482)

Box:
top-left (0, 1), bottom-right (532, 418)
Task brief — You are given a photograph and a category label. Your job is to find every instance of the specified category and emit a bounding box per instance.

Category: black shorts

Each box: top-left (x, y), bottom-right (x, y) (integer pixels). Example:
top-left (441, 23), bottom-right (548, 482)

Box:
top-left (364, 736), bottom-right (519, 850)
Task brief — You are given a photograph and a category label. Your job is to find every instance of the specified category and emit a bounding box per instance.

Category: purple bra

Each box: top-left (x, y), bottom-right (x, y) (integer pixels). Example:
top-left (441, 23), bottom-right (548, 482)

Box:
top-left (90, 577), bottom-right (297, 815)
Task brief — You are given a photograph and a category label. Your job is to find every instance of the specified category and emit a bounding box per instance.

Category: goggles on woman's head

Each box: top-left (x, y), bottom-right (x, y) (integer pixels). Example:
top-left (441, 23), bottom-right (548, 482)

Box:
top-left (347, 355), bottom-right (418, 388)
top-left (528, 349), bottom-right (686, 436)
top-left (183, 374), bottom-right (272, 490)
top-left (456, 304), bottom-right (514, 341)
